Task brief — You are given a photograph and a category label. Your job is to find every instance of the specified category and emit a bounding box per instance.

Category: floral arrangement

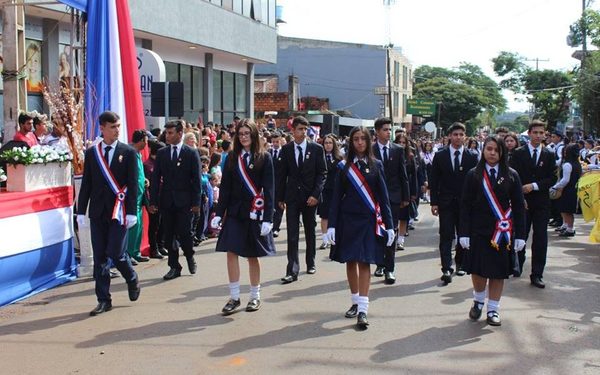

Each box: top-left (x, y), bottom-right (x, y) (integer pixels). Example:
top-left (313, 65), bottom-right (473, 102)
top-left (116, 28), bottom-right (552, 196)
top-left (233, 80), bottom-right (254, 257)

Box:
top-left (0, 144), bottom-right (73, 166)
top-left (42, 82), bottom-right (85, 174)
top-left (0, 167), bottom-right (6, 182)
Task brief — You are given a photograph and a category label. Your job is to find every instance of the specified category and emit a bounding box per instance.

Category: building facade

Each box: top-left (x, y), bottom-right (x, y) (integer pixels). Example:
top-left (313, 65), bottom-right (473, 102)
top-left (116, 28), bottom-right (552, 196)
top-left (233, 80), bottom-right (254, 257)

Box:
top-left (1, 0), bottom-right (277, 137)
top-left (255, 36), bottom-right (413, 125)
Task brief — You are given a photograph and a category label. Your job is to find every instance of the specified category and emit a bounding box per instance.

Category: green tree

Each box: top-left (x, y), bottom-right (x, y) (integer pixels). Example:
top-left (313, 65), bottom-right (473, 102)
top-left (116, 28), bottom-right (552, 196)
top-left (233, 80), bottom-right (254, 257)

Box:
top-left (413, 64), bottom-right (506, 133)
top-left (492, 51), bottom-right (573, 130)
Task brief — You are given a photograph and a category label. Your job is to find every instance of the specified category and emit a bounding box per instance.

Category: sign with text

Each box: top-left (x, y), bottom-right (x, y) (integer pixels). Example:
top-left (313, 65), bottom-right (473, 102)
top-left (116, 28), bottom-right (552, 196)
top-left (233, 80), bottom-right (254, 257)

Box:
top-left (406, 99), bottom-right (436, 116)
top-left (137, 47), bottom-right (166, 129)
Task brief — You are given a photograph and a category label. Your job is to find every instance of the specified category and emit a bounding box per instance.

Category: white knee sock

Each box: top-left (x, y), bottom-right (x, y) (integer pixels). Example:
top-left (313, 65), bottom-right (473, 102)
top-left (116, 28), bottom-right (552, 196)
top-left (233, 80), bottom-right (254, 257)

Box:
top-left (351, 292), bottom-right (359, 306)
top-left (487, 299), bottom-right (500, 314)
top-left (250, 284), bottom-right (260, 300)
top-left (229, 281), bottom-right (240, 300)
top-left (473, 290), bottom-right (486, 305)
top-left (357, 296), bottom-right (369, 314)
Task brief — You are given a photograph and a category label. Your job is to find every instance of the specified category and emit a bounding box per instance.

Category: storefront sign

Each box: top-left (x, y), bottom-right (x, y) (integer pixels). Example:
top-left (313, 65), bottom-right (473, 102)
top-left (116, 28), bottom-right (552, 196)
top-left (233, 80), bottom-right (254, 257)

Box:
top-left (137, 47), bottom-right (166, 129)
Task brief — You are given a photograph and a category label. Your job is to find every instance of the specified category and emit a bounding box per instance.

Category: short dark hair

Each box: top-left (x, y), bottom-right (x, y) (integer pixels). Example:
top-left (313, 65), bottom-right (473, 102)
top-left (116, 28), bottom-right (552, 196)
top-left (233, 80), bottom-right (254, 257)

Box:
top-left (132, 129), bottom-right (148, 143)
top-left (221, 139), bottom-right (232, 151)
top-left (271, 131), bottom-right (281, 139)
top-left (18, 112), bottom-right (33, 125)
top-left (374, 117), bottom-right (392, 131)
top-left (292, 116), bottom-right (309, 128)
top-left (98, 111), bottom-right (120, 125)
top-left (150, 128), bottom-right (161, 137)
top-left (528, 119), bottom-right (546, 132)
top-left (447, 122), bottom-right (466, 134)
top-left (164, 119), bottom-right (184, 133)
top-left (148, 139), bottom-right (165, 156)
top-left (495, 126), bottom-right (509, 134)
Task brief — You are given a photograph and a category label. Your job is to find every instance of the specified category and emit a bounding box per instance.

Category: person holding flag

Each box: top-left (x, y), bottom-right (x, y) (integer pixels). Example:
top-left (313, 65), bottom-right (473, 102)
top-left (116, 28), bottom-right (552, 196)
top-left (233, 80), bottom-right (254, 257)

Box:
top-left (211, 119), bottom-right (276, 315)
top-left (325, 126), bottom-right (395, 329)
top-left (458, 137), bottom-right (526, 326)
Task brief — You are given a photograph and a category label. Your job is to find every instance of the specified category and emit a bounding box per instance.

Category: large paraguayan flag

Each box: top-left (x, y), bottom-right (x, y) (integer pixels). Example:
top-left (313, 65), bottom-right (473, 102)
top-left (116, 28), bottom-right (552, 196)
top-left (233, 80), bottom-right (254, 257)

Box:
top-left (59, 0), bottom-right (145, 143)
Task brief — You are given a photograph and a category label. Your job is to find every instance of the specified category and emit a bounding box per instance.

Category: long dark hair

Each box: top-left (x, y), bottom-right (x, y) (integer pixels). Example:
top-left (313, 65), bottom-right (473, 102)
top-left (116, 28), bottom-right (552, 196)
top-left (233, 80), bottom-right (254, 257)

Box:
top-left (322, 133), bottom-right (343, 161)
top-left (345, 126), bottom-right (375, 166)
top-left (473, 136), bottom-right (512, 189)
top-left (227, 118), bottom-right (265, 170)
top-left (564, 143), bottom-right (582, 176)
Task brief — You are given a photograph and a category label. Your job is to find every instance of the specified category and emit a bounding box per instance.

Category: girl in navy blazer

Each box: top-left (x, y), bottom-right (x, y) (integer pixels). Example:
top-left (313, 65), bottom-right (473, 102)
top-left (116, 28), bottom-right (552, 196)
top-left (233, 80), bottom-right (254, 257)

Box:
top-left (325, 126), bottom-right (394, 329)
top-left (318, 134), bottom-right (343, 249)
top-left (212, 119), bottom-right (276, 316)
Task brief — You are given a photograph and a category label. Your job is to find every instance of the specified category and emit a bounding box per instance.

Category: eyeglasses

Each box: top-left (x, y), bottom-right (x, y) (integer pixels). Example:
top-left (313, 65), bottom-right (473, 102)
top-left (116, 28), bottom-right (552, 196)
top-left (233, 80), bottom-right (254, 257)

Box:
top-left (238, 132), bottom-right (251, 138)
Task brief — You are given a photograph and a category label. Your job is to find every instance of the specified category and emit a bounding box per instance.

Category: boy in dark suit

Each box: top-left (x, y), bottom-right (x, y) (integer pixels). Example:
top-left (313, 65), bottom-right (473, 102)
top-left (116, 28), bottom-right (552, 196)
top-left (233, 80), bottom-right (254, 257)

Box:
top-left (430, 122), bottom-right (478, 285)
top-left (149, 120), bottom-right (202, 281)
top-left (77, 111), bottom-right (141, 316)
top-left (277, 116), bottom-right (327, 283)
top-left (269, 132), bottom-right (285, 237)
top-left (372, 117), bottom-right (410, 284)
top-left (509, 120), bottom-right (556, 288)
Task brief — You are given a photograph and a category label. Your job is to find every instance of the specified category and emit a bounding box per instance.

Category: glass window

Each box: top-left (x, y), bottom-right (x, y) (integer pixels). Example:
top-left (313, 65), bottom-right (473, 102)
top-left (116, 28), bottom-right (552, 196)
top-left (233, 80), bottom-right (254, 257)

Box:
top-left (393, 92), bottom-right (399, 117)
top-left (268, 0), bottom-right (275, 27)
top-left (242, 0), bottom-right (251, 16)
top-left (213, 70), bottom-right (222, 111)
top-left (403, 66), bottom-right (408, 90)
top-left (223, 71), bottom-right (234, 111)
top-left (394, 61), bottom-right (400, 87)
top-left (165, 61), bottom-right (179, 82)
top-left (223, 112), bottom-right (234, 126)
top-left (261, 0), bottom-right (268, 24)
top-left (192, 66), bottom-right (204, 111)
top-left (402, 94), bottom-right (408, 117)
top-left (233, 0), bottom-right (242, 13)
top-left (181, 65), bottom-right (192, 118)
top-left (235, 74), bottom-right (247, 112)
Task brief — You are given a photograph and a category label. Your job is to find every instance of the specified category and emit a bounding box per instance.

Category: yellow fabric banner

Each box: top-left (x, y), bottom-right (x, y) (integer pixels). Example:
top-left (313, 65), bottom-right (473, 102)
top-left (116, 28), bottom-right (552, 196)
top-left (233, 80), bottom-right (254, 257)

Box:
top-left (577, 172), bottom-right (600, 222)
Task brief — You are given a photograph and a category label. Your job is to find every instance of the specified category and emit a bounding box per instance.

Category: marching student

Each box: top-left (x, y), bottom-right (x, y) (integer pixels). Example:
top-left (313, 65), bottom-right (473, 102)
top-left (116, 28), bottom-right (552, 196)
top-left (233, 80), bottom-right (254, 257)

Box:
top-left (212, 119), bottom-right (276, 315)
top-left (326, 126), bottom-right (395, 329)
top-left (318, 134), bottom-right (343, 250)
top-left (552, 144), bottom-right (582, 237)
top-left (459, 137), bottom-right (526, 326)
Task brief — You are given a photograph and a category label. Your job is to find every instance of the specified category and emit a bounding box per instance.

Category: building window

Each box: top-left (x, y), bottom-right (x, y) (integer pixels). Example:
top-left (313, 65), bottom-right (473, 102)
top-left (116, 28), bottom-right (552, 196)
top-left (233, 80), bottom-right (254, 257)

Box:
top-left (164, 61), bottom-right (205, 122)
top-left (235, 74), bottom-right (247, 112)
top-left (214, 70), bottom-right (247, 124)
top-left (403, 66), bottom-right (408, 90)
top-left (393, 92), bottom-right (399, 118)
top-left (402, 94), bottom-right (407, 117)
top-left (394, 61), bottom-right (400, 88)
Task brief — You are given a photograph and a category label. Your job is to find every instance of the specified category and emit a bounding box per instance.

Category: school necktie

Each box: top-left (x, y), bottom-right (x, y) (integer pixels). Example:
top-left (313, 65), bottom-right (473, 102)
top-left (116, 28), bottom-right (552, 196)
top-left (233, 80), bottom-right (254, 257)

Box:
top-left (383, 146), bottom-right (389, 163)
top-left (489, 168), bottom-right (497, 185)
top-left (532, 148), bottom-right (538, 168)
top-left (453, 150), bottom-right (460, 173)
top-left (327, 154), bottom-right (332, 163)
top-left (104, 145), bottom-right (112, 165)
top-left (273, 149), bottom-right (278, 160)
top-left (297, 146), bottom-right (303, 168)
top-left (243, 152), bottom-right (250, 166)
top-left (172, 146), bottom-right (178, 162)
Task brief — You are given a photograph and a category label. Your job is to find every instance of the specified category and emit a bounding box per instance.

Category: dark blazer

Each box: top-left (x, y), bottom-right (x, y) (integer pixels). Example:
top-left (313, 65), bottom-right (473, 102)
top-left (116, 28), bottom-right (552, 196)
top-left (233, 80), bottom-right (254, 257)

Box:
top-left (459, 168), bottom-right (526, 240)
top-left (509, 145), bottom-right (556, 207)
top-left (372, 143), bottom-right (409, 204)
top-left (78, 141), bottom-right (138, 219)
top-left (430, 147), bottom-right (478, 208)
top-left (216, 152), bottom-right (275, 222)
top-left (322, 155), bottom-right (341, 193)
top-left (150, 143), bottom-right (202, 209)
top-left (276, 141), bottom-right (327, 204)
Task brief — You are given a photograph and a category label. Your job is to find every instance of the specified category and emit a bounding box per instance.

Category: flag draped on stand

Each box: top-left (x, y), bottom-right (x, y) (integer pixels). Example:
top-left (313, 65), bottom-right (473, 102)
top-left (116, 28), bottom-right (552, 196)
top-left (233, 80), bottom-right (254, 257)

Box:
top-left (576, 171), bottom-right (600, 243)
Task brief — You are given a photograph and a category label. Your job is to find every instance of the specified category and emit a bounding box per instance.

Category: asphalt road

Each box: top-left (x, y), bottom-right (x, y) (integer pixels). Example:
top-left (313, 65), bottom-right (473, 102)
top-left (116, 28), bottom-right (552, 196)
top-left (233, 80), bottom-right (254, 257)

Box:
top-left (1, 207), bottom-right (599, 375)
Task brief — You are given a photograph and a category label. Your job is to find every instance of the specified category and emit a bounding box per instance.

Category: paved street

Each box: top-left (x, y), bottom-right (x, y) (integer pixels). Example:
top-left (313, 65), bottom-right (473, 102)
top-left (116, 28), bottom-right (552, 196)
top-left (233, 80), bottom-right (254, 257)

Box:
top-left (1, 208), bottom-right (599, 375)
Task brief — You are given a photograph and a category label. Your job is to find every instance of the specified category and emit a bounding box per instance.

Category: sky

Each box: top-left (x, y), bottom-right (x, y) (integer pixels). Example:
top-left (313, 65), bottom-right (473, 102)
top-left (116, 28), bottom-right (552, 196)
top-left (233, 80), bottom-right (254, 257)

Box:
top-left (276, 0), bottom-right (595, 112)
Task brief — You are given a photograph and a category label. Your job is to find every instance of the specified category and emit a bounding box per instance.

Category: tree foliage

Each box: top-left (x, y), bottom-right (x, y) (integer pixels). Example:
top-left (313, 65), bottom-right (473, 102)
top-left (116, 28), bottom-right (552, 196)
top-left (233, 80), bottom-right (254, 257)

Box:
top-left (492, 51), bottom-right (573, 129)
top-left (568, 9), bottom-right (600, 48)
top-left (413, 63), bottom-right (506, 133)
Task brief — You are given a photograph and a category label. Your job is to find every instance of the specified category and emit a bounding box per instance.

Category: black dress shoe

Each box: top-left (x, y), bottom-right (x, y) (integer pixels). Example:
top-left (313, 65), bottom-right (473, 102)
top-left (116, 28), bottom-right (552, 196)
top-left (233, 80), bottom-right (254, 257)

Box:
top-left (149, 251), bottom-right (164, 259)
top-left (134, 255), bottom-right (150, 262)
top-left (222, 298), bottom-right (241, 315)
top-left (90, 301), bottom-right (112, 316)
top-left (441, 271), bottom-right (452, 284)
top-left (356, 312), bottom-right (369, 329)
top-left (345, 304), bottom-right (358, 318)
top-left (374, 266), bottom-right (385, 277)
top-left (530, 276), bottom-right (545, 289)
top-left (273, 230), bottom-right (279, 238)
top-left (558, 230), bottom-right (575, 237)
top-left (384, 272), bottom-right (396, 285)
top-left (469, 301), bottom-right (484, 321)
top-left (280, 275), bottom-right (298, 284)
top-left (486, 311), bottom-right (501, 326)
top-left (246, 298), bottom-right (261, 312)
top-left (187, 257), bottom-right (197, 274)
top-left (307, 267), bottom-right (317, 275)
top-left (456, 268), bottom-right (466, 276)
top-left (128, 279), bottom-right (141, 301)
top-left (163, 268), bottom-right (181, 280)
top-left (158, 247), bottom-right (169, 256)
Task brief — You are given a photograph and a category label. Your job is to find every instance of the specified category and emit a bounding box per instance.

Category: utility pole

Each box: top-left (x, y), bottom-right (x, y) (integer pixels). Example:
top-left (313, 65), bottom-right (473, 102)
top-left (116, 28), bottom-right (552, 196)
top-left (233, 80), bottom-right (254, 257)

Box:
top-left (2, 0), bottom-right (27, 143)
top-left (524, 57), bottom-right (550, 71)
top-left (581, 0), bottom-right (588, 133)
top-left (383, 0), bottom-right (395, 122)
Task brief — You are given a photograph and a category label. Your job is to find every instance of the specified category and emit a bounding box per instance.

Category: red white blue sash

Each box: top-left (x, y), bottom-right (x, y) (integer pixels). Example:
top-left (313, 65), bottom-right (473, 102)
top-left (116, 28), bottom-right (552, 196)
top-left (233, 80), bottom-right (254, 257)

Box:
top-left (237, 154), bottom-right (264, 221)
top-left (482, 169), bottom-right (512, 250)
top-left (338, 160), bottom-right (386, 237)
top-left (93, 143), bottom-right (128, 226)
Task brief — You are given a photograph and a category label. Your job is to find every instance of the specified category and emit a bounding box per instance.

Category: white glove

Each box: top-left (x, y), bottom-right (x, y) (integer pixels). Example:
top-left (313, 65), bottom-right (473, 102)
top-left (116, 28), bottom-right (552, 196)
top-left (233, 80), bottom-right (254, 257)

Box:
top-left (459, 237), bottom-right (470, 249)
top-left (386, 229), bottom-right (395, 247)
top-left (76, 214), bottom-right (87, 228)
top-left (514, 239), bottom-right (526, 252)
top-left (211, 216), bottom-right (222, 228)
top-left (321, 233), bottom-right (329, 246)
top-left (260, 222), bottom-right (273, 236)
top-left (126, 215), bottom-right (138, 229)
top-left (326, 228), bottom-right (336, 245)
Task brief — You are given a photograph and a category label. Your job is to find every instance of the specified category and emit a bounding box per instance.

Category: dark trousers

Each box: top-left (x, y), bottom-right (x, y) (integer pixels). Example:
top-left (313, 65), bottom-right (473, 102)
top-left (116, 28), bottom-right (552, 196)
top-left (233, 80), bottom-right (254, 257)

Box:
top-left (273, 204), bottom-right (284, 232)
top-left (148, 211), bottom-right (162, 253)
top-left (378, 211), bottom-right (399, 272)
top-left (520, 205), bottom-right (549, 277)
top-left (162, 206), bottom-right (195, 270)
top-left (285, 202), bottom-right (317, 276)
top-left (438, 205), bottom-right (464, 273)
top-left (90, 218), bottom-right (137, 303)
top-left (192, 201), bottom-right (210, 239)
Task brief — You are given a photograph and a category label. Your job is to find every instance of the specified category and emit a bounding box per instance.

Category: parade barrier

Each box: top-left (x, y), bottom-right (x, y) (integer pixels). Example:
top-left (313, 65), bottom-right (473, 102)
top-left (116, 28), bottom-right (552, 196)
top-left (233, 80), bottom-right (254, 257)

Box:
top-left (0, 186), bottom-right (77, 306)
